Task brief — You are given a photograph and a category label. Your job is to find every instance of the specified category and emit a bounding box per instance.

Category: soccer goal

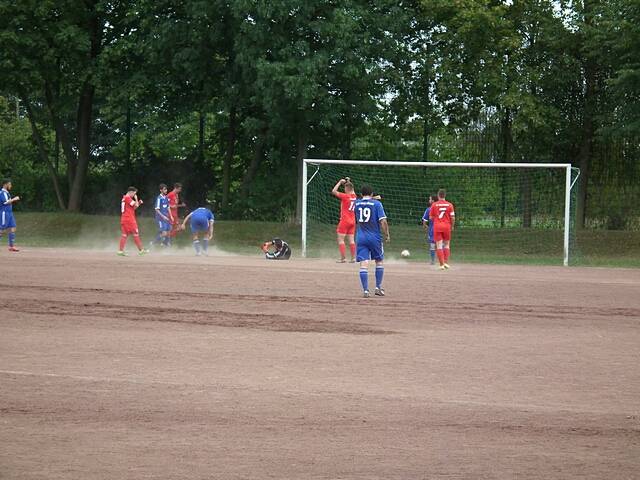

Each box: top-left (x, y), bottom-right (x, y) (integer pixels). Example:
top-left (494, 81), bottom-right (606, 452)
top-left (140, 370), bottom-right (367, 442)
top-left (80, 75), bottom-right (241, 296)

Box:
top-left (302, 159), bottom-right (581, 266)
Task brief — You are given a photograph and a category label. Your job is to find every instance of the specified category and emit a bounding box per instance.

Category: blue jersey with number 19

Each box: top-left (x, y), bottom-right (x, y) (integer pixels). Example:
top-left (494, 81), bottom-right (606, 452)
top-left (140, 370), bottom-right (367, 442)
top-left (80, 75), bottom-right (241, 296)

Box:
top-left (355, 198), bottom-right (386, 242)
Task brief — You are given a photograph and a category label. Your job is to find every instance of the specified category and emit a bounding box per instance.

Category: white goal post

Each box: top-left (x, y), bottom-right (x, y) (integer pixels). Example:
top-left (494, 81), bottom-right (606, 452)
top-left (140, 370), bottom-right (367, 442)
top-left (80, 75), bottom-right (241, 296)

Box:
top-left (302, 159), bottom-right (580, 266)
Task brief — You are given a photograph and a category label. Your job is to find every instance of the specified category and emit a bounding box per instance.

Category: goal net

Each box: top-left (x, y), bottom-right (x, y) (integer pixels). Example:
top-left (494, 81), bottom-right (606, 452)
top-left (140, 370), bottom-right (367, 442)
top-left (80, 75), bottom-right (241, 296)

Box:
top-left (302, 160), bottom-right (580, 265)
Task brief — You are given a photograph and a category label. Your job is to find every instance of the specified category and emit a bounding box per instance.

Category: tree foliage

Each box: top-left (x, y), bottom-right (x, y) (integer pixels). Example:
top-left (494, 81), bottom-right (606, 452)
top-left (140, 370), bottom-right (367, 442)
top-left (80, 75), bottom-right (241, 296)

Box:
top-left (0, 0), bottom-right (638, 228)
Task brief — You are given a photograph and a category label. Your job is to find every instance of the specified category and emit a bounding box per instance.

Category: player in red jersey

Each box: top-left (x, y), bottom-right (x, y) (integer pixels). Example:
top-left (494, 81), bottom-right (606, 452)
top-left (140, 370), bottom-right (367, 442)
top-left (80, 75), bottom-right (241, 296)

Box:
top-left (429, 188), bottom-right (455, 270)
top-left (331, 177), bottom-right (357, 263)
top-left (118, 187), bottom-right (148, 256)
top-left (167, 182), bottom-right (185, 240)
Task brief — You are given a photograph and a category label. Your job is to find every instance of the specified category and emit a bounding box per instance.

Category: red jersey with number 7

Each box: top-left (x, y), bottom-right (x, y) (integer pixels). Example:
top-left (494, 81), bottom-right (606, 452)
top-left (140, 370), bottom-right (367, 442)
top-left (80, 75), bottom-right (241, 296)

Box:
top-left (336, 192), bottom-right (357, 224)
top-left (430, 200), bottom-right (455, 230)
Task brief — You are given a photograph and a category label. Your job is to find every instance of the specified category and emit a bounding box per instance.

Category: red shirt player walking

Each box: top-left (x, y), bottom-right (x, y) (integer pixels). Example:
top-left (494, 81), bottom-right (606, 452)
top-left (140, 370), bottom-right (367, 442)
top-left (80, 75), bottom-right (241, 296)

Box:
top-left (118, 186), bottom-right (147, 256)
top-left (429, 188), bottom-right (455, 270)
top-left (331, 177), bottom-right (357, 263)
top-left (167, 182), bottom-right (184, 238)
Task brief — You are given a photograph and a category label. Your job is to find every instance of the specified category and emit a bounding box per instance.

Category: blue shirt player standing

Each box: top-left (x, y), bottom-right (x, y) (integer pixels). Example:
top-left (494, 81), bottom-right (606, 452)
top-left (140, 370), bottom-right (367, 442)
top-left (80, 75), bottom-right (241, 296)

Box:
top-left (1, 178), bottom-right (20, 252)
top-left (181, 207), bottom-right (215, 256)
top-left (354, 184), bottom-right (390, 298)
top-left (153, 183), bottom-right (174, 247)
top-left (421, 194), bottom-right (438, 265)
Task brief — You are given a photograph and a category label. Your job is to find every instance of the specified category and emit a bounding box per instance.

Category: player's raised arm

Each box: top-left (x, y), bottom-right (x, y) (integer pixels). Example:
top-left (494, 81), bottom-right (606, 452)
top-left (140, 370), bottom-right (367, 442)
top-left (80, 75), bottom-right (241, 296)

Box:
top-left (331, 178), bottom-right (346, 197)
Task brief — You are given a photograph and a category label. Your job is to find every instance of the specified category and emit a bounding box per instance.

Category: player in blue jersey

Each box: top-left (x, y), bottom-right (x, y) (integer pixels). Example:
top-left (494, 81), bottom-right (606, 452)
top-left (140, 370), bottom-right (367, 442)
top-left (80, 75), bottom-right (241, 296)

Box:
top-left (421, 194), bottom-right (438, 265)
top-left (151, 184), bottom-right (173, 248)
top-left (0, 179), bottom-right (20, 252)
top-left (181, 207), bottom-right (215, 256)
top-left (354, 184), bottom-right (390, 298)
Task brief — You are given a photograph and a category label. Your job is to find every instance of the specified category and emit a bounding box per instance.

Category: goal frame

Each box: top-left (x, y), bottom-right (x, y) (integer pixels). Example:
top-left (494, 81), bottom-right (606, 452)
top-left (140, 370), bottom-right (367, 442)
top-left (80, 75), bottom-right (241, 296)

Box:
top-left (302, 159), bottom-right (580, 266)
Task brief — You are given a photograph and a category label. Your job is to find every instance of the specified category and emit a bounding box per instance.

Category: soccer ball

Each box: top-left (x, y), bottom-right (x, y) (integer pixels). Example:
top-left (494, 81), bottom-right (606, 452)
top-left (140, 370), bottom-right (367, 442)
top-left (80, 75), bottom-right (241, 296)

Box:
top-left (401, 249), bottom-right (410, 258)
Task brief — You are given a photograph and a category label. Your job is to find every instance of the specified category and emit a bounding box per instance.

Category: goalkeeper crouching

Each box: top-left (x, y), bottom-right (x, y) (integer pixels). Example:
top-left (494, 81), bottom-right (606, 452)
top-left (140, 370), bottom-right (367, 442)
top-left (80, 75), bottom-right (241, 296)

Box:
top-left (261, 238), bottom-right (291, 260)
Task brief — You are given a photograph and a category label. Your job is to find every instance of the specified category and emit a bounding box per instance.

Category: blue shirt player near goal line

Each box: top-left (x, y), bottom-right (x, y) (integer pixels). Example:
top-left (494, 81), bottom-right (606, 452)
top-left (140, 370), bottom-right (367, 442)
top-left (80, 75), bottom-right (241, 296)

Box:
top-left (354, 184), bottom-right (390, 298)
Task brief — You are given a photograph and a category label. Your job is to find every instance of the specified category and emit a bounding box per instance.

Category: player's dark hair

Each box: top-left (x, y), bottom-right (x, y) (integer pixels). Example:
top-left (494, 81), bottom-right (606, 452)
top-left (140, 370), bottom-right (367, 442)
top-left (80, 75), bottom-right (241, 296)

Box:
top-left (1, 178), bottom-right (11, 186)
top-left (127, 186), bottom-right (138, 193)
top-left (430, 194), bottom-right (438, 203)
top-left (438, 189), bottom-right (446, 199)
top-left (159, 183), bottom-right (167, 190)
top-left (174, 182), bottom-right (182, 188)
top-left (360, 184), bottom-right (373, 196)
top-left (344, 180), bottom-right (354, 191)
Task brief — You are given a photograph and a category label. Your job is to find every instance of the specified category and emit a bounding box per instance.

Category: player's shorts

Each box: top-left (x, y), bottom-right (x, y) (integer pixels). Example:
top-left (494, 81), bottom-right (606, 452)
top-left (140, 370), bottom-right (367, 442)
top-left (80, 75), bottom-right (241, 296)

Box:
top-left (190, 218), bottom-right (209, 233)
top-left (336, 219), bottom-right (356, 235)
top-left (156, 218), bottom-right (172, 232)
top-left (121, 221), bottom-right (139, 235)
top-left (356, 237), bottom-right (384, 262)
top-left (0, 211), bottom-right (16, 230)
top-left (433, 228), bottom-right (451, 242)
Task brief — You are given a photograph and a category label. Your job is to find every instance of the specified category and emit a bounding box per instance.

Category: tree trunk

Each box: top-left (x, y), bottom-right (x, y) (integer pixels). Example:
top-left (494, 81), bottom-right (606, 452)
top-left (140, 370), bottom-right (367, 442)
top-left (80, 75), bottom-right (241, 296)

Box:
top-left (239, 132), bottom-right (264, 203)
top-left (67, 1), bottom-right (102, 211)
top-left (44, 81), bottom-right (77, 190)
top-left (222, 106), bottom-right (236, 211)
top-left (21, 96), bottom-right (66, 210)
top-left (68, 82), bottom-right (95, 212)
top-left (576, 0), bottom-right (597, 229)
top-left (295, 130), bottom-right (308, 224)
top-left (125, 99), bottom-right (131, 173)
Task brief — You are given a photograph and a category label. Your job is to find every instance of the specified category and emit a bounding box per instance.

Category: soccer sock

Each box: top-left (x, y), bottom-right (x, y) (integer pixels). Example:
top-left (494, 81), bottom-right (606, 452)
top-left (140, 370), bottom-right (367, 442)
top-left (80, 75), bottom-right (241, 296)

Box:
top-left (436, 248), bottom-right (444, 265)
top-left (8, 232), bottom-right (15, 247)
top-left (338, 243), bottom-right (346, 259)
top-left (193, 240), bottom-right (201, 254)
top-left (349, 243), bottom-right (356, 258)
top-left (202, 239), bottom-right (209, 252)
top-left (133, 235), bottom-right (143, 250)
top-left (444, 247), bottom-right (450, 262)
top-left (119, 235), bottom-right (127, 251)
top-left (430, 248), bottom-right (436, 263)
top-left (154, 232), bottom-right (162, 244)
top-left (375, 265), bottom-right (384, 288)
top-left (359, 267), bottom-right (369, 292)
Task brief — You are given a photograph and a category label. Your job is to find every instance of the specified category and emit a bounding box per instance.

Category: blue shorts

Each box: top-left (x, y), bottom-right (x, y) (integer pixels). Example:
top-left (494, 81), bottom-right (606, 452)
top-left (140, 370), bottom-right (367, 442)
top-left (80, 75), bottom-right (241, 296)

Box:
top-left (156, 219), bottom-right (172, 232)
top-left (190, 219), bottom-right (209, 233)
top-left (356, 238), bottom-right (384, 262)
top-left (0, 211), bottom-right (16, 230)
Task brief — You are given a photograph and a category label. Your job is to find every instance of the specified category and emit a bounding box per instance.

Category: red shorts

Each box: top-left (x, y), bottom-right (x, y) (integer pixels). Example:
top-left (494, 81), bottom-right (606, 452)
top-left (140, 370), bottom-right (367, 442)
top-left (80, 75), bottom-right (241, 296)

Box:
top-left (121, 222), bottom-right (139, 235)
top-left (336, 219), bottom-right (355, 236)
top-left (433, 228), bottom-right (451, 242)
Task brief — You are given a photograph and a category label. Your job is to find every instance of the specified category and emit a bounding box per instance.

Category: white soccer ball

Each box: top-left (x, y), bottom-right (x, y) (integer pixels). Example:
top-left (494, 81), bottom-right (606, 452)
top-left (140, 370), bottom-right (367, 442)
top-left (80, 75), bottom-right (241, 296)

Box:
top-left (401, 249), bottom-right (410, 258)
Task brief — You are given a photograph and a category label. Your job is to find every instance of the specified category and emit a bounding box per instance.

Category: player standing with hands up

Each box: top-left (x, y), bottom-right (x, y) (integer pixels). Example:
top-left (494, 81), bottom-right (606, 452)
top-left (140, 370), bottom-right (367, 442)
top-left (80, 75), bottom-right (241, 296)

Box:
top-left (331, 177), bottom-right (357, 263)
top-left (354, 184), bottom-right (390, 298)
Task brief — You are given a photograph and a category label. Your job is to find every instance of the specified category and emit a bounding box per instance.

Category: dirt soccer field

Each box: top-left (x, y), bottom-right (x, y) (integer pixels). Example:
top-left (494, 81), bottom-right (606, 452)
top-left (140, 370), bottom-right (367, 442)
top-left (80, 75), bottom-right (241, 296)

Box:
top-left (1, 248), bottom-right (639, 479)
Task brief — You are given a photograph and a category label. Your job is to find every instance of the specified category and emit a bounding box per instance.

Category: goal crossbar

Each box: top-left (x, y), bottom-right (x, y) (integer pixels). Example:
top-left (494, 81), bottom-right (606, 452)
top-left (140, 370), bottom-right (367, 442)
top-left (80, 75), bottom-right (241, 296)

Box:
top-left (302, 159), bottom-right (578, 266)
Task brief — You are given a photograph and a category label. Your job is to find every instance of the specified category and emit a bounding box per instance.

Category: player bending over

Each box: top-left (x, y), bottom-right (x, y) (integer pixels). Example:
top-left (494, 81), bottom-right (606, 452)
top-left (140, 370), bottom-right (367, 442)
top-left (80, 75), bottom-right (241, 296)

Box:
top-left (118, 187), bottom-right (148, 256)
top-left (167, 183), bottom-right (185, 239)
top-left (331, 177), bottom-right (357, 263)
top-left (429, 189), bottom-right (455, 270)
top-left (421, 194), bottom-right (438, 265)
top-left (152, 183), bottom-right (174, 247)
top-left (261, 238), bottom-right (291, 260)
top-left (354, 184), bottom-right (390, 298)
top-left (181, 207), bottom-right (214, 256)
top-left (0, 178), bottom-right (20, 252)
